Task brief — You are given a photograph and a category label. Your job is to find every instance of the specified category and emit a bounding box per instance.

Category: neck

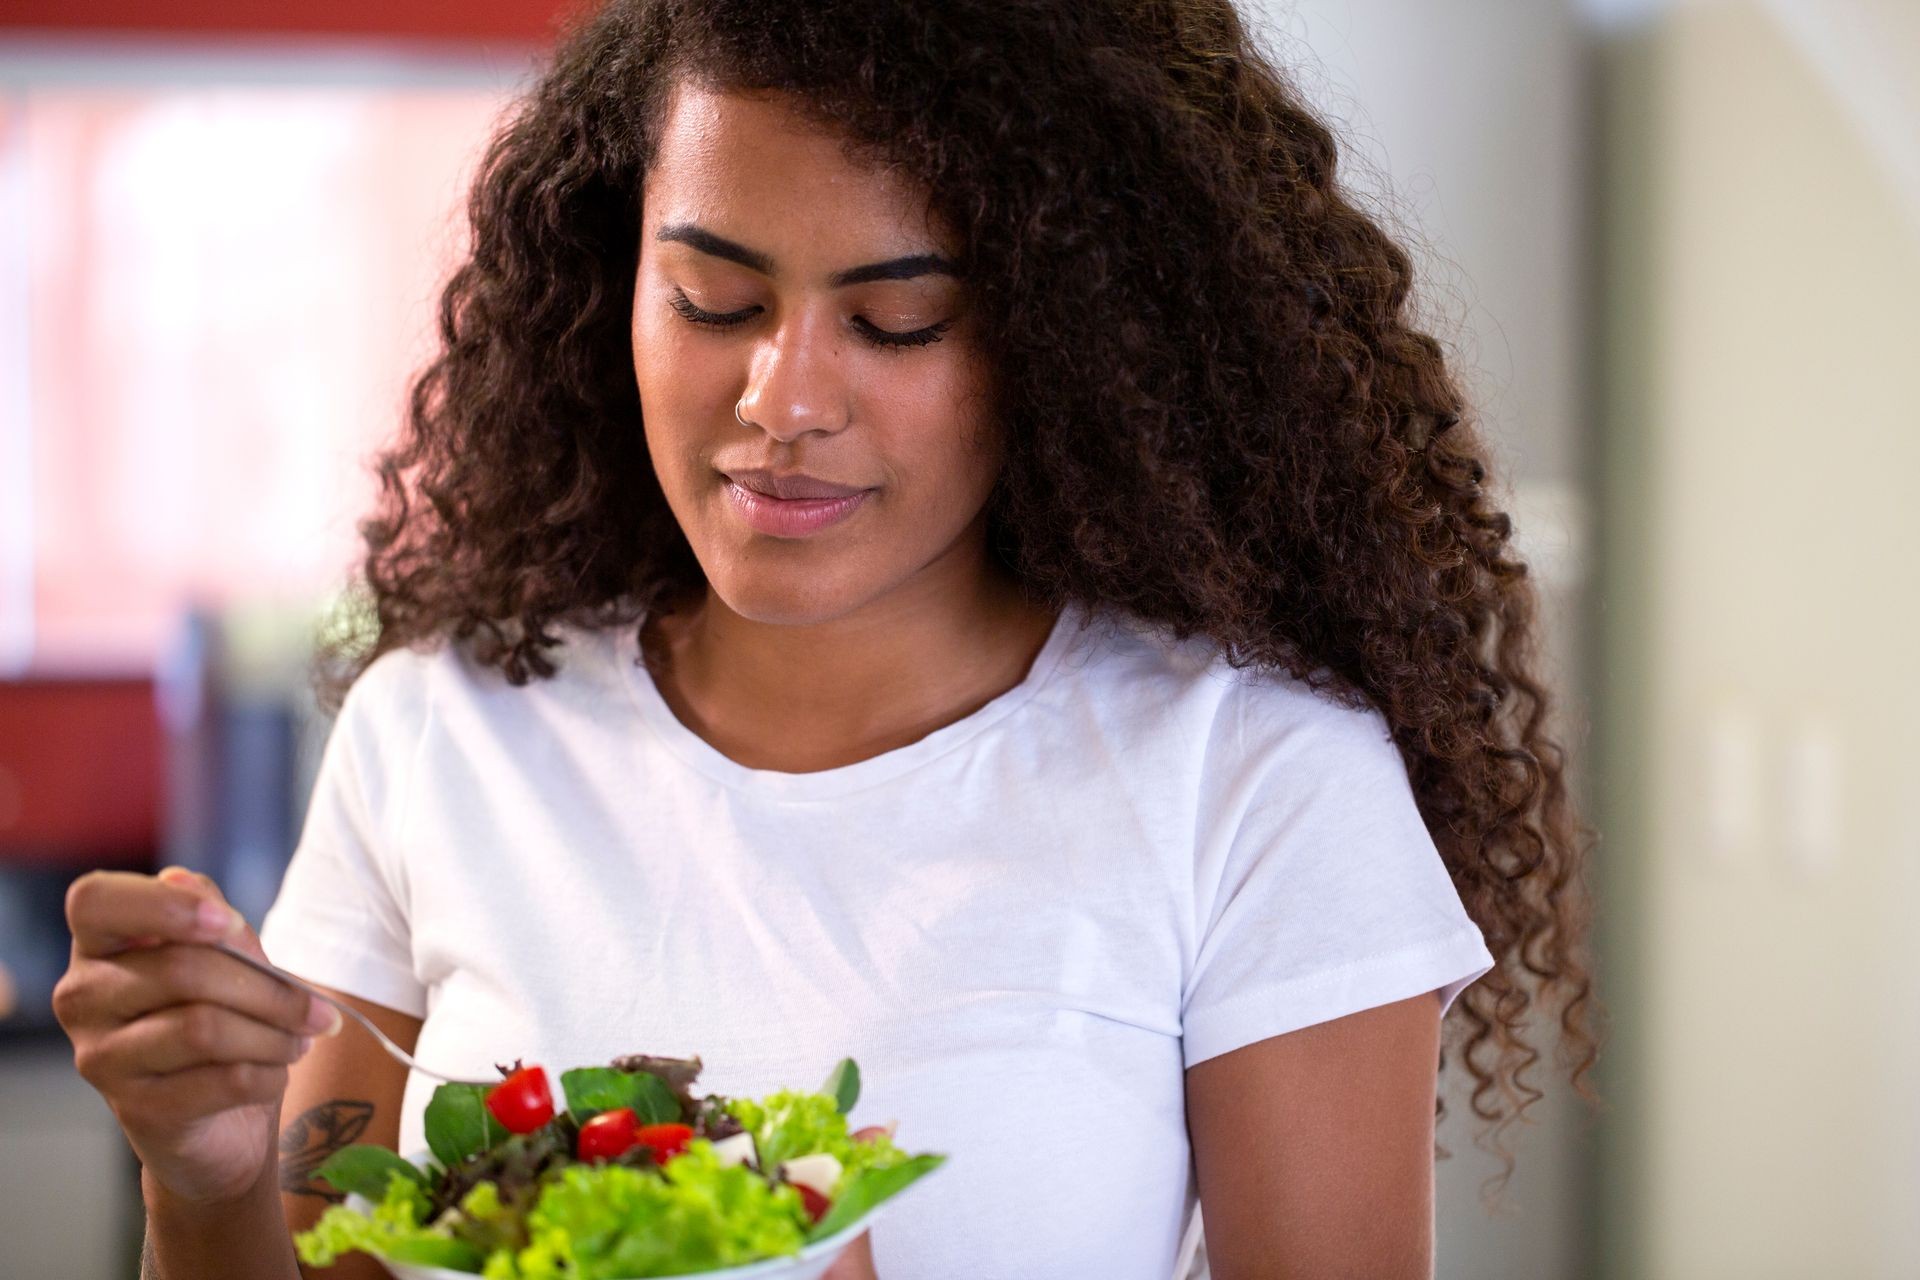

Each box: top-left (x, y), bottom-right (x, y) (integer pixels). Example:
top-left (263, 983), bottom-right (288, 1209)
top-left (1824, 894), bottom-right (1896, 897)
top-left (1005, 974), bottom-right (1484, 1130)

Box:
top-left (644, 545), bottom-right (1058, 771)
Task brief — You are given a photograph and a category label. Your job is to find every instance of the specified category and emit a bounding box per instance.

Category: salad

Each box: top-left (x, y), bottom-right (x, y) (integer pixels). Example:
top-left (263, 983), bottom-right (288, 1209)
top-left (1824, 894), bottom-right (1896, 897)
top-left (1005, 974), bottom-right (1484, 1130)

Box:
top-left (294, 1052), bottom-right (944, 1278)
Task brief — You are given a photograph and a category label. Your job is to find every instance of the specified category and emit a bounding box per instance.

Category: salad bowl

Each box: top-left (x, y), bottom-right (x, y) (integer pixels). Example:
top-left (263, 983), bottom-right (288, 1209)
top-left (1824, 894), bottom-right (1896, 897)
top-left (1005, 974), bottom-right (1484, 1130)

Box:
top-left (295, 1053), bottom-right (942, 1280)
top-left (352, 1170), bottom-right (889, 1280)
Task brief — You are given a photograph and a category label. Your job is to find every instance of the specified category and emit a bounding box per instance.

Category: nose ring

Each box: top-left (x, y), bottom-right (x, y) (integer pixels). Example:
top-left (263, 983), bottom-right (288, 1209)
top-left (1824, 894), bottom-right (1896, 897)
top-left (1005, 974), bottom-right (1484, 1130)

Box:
top-left (734, 402), bottom-right (751, 427)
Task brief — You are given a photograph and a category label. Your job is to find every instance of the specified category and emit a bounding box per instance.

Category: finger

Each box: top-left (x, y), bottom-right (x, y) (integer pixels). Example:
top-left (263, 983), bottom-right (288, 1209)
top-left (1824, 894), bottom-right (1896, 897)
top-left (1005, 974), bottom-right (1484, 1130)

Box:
top-left (84, 944), bottom-right (340, 1037)
top-left (156, 866), bottom-right (229, 908)
top-left (87, 1003), bottom-right (309, 1081)
top-left (821, 1229), bottom-right (876, 1280)
top-left (155, 867), bottom-right (273, 961)
top-left (117, 1061), bottom-right (289, 1131)
top-left (66, 871), bottom-right (247, 959)
top-left (0, 962), bottom-right (15, 1021)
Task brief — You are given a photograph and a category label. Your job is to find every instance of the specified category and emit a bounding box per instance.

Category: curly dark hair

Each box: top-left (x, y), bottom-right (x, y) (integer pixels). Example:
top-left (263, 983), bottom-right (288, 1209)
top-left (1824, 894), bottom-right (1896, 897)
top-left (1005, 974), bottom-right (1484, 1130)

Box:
top-left (315, 0), bottom-right (1604, 1209)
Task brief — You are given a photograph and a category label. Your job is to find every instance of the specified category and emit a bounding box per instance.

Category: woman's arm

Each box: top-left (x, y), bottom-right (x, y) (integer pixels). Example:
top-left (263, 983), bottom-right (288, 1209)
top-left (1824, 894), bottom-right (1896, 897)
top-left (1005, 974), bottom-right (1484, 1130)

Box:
top-left (276, 986), bottom-right (419, 1279)
top-left (137, 984), bottom-right (417, 1280)
top-left (53, 867), bottom-right (344, 1280)
top-left (1184, 990), bottom-right (1445, 1280)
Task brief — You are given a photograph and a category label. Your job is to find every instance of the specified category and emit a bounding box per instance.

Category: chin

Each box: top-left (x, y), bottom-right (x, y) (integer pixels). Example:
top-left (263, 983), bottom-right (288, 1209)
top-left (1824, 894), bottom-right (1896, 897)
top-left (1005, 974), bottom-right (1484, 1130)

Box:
top-left (699, 561), bottom-right (880, 628)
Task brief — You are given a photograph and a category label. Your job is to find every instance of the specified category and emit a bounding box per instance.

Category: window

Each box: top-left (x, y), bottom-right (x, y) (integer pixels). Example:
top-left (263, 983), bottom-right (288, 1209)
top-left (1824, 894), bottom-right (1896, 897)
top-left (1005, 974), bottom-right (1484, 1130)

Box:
top-left (3, 46), bottom-right (519, 672)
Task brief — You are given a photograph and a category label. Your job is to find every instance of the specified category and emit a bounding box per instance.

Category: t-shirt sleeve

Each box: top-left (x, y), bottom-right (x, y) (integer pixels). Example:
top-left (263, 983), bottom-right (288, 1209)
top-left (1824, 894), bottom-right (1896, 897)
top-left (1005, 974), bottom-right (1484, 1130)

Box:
top-left (1180, 680), bottom-right (1496, 1070)
top-left (257, 648), bottom-right (431, 1018)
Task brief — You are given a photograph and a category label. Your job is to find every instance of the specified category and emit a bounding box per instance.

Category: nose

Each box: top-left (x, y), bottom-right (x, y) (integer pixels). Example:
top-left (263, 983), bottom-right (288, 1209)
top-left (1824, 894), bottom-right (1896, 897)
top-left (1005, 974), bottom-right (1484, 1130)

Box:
top-left (734, 305), bottom-right (853, 443)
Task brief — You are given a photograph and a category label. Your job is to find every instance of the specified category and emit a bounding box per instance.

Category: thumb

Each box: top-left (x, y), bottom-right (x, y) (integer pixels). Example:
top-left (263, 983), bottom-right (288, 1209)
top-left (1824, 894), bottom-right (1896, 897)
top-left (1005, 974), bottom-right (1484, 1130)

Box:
top-left (155, 866), bottom-right (264, 960)
top-left (820, 1228), bottom-right (877, 1280)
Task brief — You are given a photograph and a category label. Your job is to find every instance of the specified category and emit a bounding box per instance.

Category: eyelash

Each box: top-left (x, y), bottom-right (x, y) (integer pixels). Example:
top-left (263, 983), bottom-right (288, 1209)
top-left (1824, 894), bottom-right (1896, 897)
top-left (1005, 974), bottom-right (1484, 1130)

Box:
top-left (667, 290), bottom-right (951, 351)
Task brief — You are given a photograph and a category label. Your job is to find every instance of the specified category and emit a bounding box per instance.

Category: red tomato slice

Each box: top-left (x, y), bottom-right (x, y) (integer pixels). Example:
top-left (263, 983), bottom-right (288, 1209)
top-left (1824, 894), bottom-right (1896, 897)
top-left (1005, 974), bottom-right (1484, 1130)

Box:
top-left (577, 1107), bottom-right (640, 1161)
top-left (484, 1065), bottom-right (555, 1134)
top-left (635, 1121), bottom-right (694, 1161)
top-left (794, 1182), bottom-right (831, 1224)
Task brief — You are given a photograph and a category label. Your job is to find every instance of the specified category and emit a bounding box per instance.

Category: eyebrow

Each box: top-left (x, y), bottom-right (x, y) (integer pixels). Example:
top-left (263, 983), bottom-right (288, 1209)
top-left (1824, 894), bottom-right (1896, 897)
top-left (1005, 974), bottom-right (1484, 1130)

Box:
top-left (655, 222), bottom-right (963, 287)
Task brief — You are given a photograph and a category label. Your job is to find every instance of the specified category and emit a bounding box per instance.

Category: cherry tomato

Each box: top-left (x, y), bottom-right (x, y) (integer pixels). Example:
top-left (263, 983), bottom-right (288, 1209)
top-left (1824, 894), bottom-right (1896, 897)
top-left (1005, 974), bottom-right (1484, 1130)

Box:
top-left (577, 1107), bottom-right (640, 1161)
top-left (793, 1182), bottom-right (831, 1224)
top-left (635, 1121), bottom-right (694, 1161)
top-left (484, 1065), bottom-right (554, 1134)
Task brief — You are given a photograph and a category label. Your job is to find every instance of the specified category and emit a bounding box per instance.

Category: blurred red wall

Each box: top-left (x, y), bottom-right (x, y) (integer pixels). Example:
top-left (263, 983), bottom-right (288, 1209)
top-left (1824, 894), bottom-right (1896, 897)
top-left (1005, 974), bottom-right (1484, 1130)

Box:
top-left (0, 679), bottom-right (160, 867)
top-left (0, 0), bottom-right (568, 41)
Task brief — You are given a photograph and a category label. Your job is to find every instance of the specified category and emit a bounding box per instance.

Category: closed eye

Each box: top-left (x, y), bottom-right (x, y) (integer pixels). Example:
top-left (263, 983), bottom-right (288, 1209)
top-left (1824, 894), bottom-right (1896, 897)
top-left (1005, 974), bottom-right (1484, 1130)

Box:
top-left (666, 290), bottom-right (950, 351)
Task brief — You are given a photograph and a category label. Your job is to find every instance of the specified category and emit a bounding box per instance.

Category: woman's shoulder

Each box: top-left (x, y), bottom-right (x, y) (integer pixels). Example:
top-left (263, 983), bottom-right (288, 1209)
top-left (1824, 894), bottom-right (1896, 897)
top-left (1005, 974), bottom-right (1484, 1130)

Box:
top-left (332, 618), bottom-right (626, 731)
top-left (1077, 605), bottom-right (1395, 769)
top-left (1064, 601), bottom-right (1232, 692)
top-left (1078, 604), bottom-right (1360, 713)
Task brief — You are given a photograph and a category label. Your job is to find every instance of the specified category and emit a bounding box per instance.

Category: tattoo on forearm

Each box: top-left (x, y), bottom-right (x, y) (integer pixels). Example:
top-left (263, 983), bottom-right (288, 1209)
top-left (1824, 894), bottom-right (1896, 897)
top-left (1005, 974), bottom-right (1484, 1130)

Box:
top-left (279, 1099), bottom-right (375, 1201)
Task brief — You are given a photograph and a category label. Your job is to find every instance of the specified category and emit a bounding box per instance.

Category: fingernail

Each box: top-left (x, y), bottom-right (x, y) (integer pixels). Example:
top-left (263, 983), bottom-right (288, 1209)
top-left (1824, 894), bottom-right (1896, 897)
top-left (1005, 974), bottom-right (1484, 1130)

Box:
top-left (195, 901), bottom-right (240, 938)
top-left (304, 999), bottom-right (344, 1036)
top-left (296, 1037), bottom-right (313, 1057)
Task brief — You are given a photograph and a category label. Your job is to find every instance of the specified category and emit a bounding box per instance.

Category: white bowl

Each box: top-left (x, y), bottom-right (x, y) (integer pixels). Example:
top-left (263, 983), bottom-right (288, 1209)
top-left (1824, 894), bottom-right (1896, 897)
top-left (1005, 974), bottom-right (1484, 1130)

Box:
top-left (345, 1150), bottom-right (896, 1280)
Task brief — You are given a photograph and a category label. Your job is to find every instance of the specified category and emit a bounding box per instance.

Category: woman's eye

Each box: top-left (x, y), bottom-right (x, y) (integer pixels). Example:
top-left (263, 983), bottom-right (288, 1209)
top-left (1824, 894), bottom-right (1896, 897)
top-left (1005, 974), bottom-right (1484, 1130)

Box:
top-left (667, 290), bottom-right (949, 351)
top-left (667, 292), bottom-right (753, 329)
top-left (854, 316), bottom-right (952, 350)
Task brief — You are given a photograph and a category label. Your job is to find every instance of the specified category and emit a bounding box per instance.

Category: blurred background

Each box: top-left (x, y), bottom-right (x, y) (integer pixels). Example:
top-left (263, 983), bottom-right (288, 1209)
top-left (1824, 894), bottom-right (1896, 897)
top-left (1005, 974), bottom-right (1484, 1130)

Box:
top-left (0, 0), bottom-right (1913, 1276)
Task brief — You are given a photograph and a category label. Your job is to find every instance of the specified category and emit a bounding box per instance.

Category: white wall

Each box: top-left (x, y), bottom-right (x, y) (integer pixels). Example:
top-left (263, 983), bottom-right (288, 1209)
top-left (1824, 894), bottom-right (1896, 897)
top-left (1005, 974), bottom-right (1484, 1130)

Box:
top-left (1593, 1), bottom-right (1920, 1276)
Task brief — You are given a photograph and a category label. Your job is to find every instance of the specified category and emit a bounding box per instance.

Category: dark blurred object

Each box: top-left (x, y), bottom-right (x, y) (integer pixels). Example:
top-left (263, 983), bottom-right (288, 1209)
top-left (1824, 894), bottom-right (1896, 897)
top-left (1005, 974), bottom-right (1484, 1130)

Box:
top-left (0, 872), bottom-right (83, 1038)
top-left (0, 606), bottom-right (316, 1037)
top-left (156, 607), bottom-right (309, 927)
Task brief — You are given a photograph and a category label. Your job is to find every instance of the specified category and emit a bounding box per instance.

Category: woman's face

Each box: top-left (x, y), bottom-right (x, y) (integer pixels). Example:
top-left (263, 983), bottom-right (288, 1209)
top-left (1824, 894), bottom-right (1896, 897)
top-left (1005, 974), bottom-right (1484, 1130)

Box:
top-left (633, 81), bottom-right (1000, 626)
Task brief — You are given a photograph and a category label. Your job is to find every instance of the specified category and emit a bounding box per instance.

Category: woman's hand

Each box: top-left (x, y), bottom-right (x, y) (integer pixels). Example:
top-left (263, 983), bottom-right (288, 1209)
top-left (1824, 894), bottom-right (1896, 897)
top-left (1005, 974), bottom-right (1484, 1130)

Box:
top-left (822, 1229), bottom-right (879, 1280)
top-left (52, 866), bottom-right (341, 1206)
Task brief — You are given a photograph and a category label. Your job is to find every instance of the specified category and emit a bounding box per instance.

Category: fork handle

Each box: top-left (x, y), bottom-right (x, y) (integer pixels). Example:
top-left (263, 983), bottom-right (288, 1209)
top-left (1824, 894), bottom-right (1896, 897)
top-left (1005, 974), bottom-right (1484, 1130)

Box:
top-left (208, 942), bottom-right (494, 1089)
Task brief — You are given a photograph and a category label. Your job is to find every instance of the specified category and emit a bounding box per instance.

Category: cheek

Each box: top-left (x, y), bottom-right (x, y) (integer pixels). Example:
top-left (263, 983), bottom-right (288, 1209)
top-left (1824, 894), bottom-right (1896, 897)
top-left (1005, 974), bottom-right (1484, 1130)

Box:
top-left (633, 301), bottom-right (700, 407)
top-left (633, 315), bottom-right (726, 482)
top-left (873, 354), bottom-right (1000, 498)
top-left (912, 427), bottom-right (1001, 521)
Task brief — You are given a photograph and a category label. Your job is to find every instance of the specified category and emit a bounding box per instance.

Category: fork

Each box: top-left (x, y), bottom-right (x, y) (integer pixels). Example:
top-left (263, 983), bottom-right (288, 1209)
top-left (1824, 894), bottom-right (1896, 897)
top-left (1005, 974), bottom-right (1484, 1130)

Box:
top-left (212, 941), bottom-right (496, 1089)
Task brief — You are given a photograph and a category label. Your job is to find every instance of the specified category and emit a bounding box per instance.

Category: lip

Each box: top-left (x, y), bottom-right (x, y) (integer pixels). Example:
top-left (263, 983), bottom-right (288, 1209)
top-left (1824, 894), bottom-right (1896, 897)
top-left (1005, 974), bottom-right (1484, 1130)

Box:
top-left (721, 468), bottom-right (871, 500)
top-left (722, 478), bottom-right (872, 538)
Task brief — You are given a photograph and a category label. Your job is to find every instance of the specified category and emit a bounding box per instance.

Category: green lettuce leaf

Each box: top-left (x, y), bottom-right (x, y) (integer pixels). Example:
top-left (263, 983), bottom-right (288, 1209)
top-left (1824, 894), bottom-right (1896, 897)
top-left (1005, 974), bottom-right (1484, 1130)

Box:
top-left (723, 1089), bottom-right (909, 1188)
top-left (560, 1066), bottom-right (681, 1125)
top-left (294, 1171), bottom-right (484, 1271)
top-left (481, 1141), bottom-right (807, 1278)
top-left (425, 1082), bottom-right (504, 1169)
top-left (818, 1058), bottom-right (860, 1114)
top-left (431, 1116), bottom-right (577, 1230)
top-left (312, 1143), bottom-right (429, 1201)
top-left (804, 1153), bottom-right (946, 1243)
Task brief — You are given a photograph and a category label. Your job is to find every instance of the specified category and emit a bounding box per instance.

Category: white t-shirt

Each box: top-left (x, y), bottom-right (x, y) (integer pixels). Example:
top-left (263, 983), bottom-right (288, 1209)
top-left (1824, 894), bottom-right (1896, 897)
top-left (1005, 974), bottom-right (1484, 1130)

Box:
top-left (260, 598), bottom-right (1495, 1280)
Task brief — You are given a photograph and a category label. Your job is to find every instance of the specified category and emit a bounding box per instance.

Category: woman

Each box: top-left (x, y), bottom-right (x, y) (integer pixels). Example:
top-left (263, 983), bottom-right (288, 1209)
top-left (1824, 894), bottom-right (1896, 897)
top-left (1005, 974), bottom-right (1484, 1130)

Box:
top-left (55, 0), bottom-right (1601, 1276)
